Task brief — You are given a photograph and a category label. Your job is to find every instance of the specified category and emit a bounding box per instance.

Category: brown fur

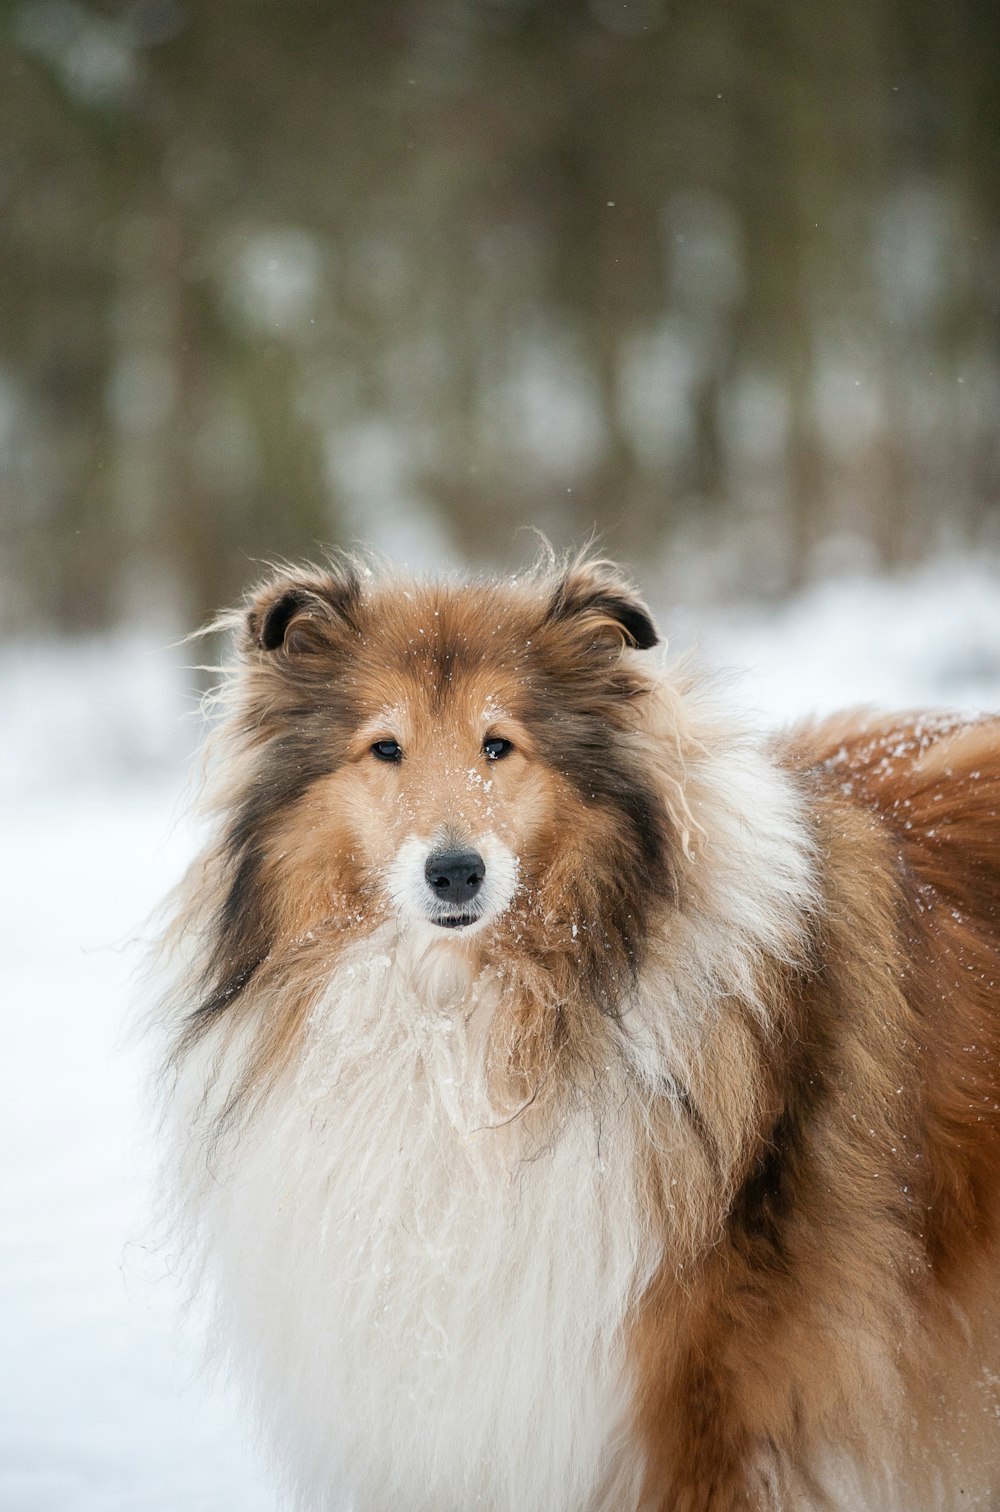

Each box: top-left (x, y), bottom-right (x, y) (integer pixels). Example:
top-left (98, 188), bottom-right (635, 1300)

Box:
top-left (632, 713), bottom-right (1000, 1509)
top-left (163, 555), bottom-right (1000, 1509)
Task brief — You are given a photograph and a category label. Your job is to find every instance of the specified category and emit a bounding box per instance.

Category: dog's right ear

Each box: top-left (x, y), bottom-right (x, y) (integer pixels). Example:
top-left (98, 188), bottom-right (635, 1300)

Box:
top-left (243, 563), bottom-right (361, 657)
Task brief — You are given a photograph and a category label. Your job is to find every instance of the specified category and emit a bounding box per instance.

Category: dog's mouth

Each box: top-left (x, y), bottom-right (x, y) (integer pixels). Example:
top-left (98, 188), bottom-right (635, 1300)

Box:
top-left (432, 911), bottom-right (480, 930)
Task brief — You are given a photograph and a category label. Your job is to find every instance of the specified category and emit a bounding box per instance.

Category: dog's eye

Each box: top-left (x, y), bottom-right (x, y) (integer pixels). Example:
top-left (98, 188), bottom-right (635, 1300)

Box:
top-left (371, 739), bottom-right (402, 763)
top-left (483, 737), bottom-right (514, 762)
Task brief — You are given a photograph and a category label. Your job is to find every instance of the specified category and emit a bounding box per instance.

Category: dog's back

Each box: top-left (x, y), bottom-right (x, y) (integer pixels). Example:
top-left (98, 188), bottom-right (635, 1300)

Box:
top-left (801, 710), bottom-right (1000, 1297)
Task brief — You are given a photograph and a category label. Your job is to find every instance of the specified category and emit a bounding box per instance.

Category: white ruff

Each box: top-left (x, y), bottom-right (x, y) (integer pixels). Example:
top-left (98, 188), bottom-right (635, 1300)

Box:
top-left (171, 932), bottom-right (659, 1512)
top-left (616, 733), bottom-right (819, 1093)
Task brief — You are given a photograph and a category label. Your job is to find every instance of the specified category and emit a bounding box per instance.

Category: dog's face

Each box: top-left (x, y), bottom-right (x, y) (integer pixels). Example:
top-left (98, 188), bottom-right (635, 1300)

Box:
top-left (209, 558), bottom-right (674, 1009)
top-left (272, 648), bottom-right (558, 940)
top-left (339, 685), bottom-right (543, 936)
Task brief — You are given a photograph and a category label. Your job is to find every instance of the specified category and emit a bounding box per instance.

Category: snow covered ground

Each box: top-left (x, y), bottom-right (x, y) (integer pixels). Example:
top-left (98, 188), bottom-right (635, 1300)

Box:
top-left (5, 557), bottom-right (1000, 1512)
top-left (2, 642), bottom-right (278, 1512)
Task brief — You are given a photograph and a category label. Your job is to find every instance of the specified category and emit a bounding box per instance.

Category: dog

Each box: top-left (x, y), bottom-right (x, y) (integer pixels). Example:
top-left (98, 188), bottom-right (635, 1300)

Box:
top-left (157, 552), bottom-right (1000, 1510)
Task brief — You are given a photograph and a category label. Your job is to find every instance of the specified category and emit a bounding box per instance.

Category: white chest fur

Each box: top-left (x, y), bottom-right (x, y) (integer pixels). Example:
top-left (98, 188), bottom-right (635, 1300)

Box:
top-left (172, 937), bottom-right (659, 1512)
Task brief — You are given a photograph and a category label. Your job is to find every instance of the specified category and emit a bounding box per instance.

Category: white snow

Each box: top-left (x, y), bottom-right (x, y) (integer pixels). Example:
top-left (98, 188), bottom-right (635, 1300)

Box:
top-left (1, 645), bottom-right (276, 1511)
top-left (5, 557), bottom-right (1000, 1512)
top-left (696, 559), bottom-right (1000, 722)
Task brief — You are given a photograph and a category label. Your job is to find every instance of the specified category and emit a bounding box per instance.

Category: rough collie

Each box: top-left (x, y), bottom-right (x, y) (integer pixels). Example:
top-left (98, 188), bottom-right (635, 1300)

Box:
top-left (157, 553), bottom-right (1000, 1511)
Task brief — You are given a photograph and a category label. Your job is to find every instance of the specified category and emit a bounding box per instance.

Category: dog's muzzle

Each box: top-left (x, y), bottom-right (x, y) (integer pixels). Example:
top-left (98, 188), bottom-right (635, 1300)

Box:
top-left (388, 834), bottom-right (519, 933)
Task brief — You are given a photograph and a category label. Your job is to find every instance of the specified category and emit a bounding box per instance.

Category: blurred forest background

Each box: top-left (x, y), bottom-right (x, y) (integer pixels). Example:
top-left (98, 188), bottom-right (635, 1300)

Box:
top-left (2, 0), bottom-right (999, 635)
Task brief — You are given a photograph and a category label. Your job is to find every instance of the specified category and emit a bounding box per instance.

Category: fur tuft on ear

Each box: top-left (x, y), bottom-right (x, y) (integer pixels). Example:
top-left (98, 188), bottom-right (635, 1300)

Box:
top-left (244, 560), bottom-right (362, 656)
top-left (546, 557), bottom-right (660, 650)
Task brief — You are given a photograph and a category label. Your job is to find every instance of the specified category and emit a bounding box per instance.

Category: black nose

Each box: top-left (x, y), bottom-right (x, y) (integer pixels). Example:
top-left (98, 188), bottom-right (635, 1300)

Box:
top-left (424, 848), bottom-right (486, 906)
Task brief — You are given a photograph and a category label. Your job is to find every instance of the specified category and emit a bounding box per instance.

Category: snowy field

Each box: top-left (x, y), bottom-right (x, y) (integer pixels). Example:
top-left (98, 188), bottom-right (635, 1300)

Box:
top-left (6, 558), bottom-right (1000, 1512)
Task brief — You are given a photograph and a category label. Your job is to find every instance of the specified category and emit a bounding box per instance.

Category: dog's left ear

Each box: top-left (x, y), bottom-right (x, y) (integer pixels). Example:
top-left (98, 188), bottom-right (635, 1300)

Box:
top-left (547, 560), bottom-right (660, 650)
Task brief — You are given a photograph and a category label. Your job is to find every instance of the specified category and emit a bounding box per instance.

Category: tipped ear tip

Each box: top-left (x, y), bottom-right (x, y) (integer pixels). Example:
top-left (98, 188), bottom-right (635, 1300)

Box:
top-left (551, 559), bottom-right (660, 649)
top-left (242, 562), bottom-right (363, 655)
top-left (244, 583), bottom-right (308, 652)
top-left (626, 607), bottom-right (660, 650)
top-left (606, 594), bottom-right (659, 649)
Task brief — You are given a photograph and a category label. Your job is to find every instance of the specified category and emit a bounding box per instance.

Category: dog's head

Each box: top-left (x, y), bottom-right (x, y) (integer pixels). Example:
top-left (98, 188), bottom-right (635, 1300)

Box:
top-left (197, 554), bottom-right (680, 1027)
